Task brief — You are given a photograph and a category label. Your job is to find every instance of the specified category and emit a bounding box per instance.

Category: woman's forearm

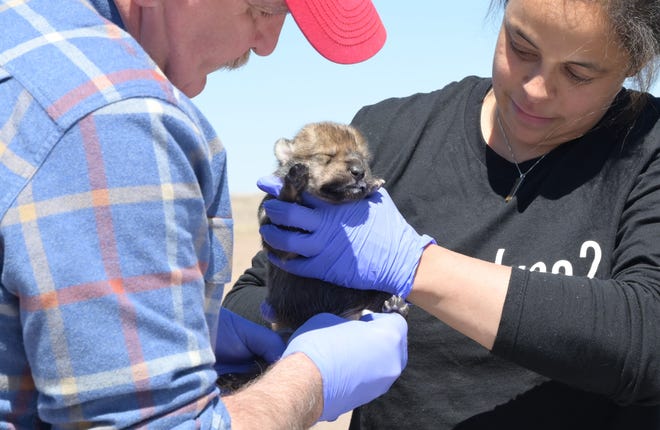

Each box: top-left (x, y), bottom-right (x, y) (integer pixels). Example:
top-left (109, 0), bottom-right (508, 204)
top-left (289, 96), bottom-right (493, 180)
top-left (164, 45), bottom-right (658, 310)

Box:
top-left (408, 244), bottom-right (511, 350)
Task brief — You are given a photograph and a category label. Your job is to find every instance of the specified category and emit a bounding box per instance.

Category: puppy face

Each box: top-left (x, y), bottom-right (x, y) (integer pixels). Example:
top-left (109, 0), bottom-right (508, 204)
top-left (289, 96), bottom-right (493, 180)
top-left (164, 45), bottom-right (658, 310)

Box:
top-left (274, 122), bottom-right (384, 202)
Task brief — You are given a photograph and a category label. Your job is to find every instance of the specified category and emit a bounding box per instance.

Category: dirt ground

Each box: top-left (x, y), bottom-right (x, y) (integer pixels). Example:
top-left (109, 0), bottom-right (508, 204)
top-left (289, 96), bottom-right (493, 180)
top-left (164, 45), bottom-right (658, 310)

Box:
top-left (229, 194), bottom-right (351, 430)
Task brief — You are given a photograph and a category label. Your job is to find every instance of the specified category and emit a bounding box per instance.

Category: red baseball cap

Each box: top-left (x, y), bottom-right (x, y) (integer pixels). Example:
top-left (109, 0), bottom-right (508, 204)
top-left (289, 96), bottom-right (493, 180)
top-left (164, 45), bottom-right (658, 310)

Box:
top-left (285, 0), bottom-right (387, 64)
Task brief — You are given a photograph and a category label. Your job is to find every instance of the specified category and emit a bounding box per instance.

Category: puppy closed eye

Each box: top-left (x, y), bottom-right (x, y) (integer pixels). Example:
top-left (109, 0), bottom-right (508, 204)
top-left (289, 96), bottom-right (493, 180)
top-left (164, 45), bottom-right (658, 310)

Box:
top-left (312, 154), bottom-right (333, 164)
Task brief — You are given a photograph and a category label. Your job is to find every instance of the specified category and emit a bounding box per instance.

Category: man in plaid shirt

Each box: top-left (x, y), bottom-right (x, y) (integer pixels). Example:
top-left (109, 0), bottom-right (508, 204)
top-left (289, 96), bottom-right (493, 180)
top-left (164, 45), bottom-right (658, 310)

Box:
top-left (0, 0), bottom-right (408, 428)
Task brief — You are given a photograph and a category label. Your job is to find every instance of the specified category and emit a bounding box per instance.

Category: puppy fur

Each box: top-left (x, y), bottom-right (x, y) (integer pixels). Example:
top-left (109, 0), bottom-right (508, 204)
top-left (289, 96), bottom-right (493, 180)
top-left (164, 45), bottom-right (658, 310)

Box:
top-left (259, 122), bottom-right (400, 337)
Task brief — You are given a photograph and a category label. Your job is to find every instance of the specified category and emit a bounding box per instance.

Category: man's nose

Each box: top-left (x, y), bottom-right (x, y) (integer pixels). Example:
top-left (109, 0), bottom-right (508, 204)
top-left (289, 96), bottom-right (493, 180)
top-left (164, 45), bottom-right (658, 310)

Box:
top-left (252, 14), bottom-right (287, 57)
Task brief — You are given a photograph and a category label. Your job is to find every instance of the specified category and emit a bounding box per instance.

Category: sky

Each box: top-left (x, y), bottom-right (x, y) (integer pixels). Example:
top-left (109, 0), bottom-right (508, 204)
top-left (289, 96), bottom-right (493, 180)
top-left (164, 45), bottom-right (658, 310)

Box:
top-left (193, 2), bottom-right (659, 195)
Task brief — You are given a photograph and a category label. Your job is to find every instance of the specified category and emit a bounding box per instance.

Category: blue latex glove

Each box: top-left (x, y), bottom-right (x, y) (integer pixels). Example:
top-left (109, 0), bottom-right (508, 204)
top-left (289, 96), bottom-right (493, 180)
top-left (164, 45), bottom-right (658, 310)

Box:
top-left (214, 308), bottom-right (286, 375)
top-left (283, 312), bottom-right (408, 422)
top-left (257, 175), bottom-right (435, 298)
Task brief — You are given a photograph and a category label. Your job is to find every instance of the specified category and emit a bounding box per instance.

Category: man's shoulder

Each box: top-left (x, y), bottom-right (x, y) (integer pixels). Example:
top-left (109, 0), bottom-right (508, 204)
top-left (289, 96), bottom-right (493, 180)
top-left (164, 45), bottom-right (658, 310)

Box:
top-left (0, 0), bottom-right (180, 128)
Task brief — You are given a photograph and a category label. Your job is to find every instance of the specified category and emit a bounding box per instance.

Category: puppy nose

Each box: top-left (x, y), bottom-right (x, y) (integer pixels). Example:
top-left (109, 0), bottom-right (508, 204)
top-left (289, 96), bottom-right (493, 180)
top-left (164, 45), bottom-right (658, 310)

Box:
top-left (350, 164), bottom-right (365, 180)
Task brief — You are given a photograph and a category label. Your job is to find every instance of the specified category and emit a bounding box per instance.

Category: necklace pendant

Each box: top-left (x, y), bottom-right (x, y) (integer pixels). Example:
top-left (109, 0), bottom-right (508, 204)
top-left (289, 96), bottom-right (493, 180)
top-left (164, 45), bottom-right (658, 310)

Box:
top-left (505, 174), bottom-right (525, 203)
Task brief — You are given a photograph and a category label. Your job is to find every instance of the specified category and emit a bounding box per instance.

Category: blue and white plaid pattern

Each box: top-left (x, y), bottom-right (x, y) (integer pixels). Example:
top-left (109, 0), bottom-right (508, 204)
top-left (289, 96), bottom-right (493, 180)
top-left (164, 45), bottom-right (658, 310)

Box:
top-left (0, 0), bottom-right (233, 427)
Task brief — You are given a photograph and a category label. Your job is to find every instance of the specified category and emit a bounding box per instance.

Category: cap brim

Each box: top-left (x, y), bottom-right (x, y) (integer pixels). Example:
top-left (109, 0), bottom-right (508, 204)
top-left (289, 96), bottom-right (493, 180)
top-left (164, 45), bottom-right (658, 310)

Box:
top-left (285, 0), bottom-right (386, 64)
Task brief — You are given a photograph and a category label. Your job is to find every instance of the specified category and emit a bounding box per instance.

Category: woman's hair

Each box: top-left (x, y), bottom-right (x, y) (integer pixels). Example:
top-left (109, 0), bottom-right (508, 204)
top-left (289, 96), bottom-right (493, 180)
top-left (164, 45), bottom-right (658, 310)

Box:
top-left (489, 0), bottom-right (660, 93)
top-left (609, 0), bottom-right (660, 92)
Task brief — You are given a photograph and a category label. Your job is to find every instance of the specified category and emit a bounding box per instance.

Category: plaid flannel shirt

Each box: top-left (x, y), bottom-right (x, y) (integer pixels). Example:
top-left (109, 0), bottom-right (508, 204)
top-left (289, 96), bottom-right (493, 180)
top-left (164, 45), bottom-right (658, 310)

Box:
top-left (0, 0), bottom-right (233, 427)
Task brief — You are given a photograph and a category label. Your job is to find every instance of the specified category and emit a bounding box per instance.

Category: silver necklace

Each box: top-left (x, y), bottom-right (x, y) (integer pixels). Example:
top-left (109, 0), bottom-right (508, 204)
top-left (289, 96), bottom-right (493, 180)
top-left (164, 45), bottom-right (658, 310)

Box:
top-left (495, 112), bottom-right (548, 202)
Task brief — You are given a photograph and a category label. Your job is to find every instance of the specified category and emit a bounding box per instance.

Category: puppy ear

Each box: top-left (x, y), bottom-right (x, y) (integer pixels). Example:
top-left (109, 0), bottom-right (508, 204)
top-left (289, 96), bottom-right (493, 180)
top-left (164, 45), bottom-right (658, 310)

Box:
top-left (274, 138), bottom-right (294, 165)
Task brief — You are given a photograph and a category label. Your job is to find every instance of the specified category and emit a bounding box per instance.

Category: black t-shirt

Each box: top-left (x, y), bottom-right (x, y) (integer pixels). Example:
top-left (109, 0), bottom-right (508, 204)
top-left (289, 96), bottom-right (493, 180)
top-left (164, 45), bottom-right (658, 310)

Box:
top-left (224, 76), bottom-right (660, 429)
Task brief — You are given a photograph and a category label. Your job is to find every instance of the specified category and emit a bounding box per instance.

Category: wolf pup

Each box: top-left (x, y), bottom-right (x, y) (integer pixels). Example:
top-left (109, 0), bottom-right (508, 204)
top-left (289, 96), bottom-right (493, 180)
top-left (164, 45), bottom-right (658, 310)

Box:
top-left (259, 121), bottom-right (408, 340)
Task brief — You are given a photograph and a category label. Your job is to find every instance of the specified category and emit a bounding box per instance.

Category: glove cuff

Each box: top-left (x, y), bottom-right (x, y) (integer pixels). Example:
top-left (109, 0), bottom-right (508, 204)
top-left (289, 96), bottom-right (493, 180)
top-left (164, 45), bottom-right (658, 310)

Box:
top-left (399, 235), bottom-right (436, 299)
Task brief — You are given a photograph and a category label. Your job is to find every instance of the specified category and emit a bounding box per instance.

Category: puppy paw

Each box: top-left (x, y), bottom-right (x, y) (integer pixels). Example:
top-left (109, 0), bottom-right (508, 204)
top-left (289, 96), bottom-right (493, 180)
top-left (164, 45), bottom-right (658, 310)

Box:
top-left (285, 163), bottom-right (309, 194)
top-left (382, 295), bottom-right (409, 318)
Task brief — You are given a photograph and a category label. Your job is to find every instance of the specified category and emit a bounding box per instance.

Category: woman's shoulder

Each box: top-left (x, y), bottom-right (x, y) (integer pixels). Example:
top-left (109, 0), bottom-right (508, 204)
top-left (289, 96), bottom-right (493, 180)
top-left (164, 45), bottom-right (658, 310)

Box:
top-left (351, 76), bottom-right (490, 138)
top-left (356, 75), bottom-right (489, 118)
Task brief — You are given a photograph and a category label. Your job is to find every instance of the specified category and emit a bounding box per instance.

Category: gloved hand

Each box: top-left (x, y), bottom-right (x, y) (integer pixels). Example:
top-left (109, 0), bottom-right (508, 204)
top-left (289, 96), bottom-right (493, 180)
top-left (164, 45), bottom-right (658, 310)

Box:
top-left (214, 308), bottom-right (285, 376)
top-left (257, 175), bottom-right (435, 298)
top-left (283, 312), bottom-right (408, 422)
